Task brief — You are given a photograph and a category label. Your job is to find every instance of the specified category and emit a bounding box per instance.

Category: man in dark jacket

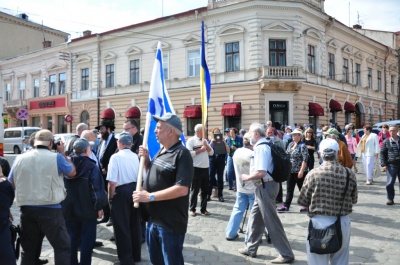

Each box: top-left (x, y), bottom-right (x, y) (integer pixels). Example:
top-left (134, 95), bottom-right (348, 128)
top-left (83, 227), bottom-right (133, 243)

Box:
top-left (96, 120), bottom-right (118, 224)
top-left (62, 138), bottom-right (105, 265)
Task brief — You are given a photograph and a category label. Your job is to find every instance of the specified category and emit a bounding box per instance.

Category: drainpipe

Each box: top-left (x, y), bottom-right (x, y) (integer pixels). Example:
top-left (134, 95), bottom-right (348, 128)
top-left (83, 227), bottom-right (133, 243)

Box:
top-left (397, 49), bottom-right (400, 119)
top-left (384, 47), bottom-right (390, 120)
top-left (97, 34), bottom-right (101, 126)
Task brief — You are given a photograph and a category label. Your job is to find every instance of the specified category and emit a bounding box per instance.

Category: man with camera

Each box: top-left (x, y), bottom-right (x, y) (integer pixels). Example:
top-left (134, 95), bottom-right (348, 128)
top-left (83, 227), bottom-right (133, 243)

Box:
top-left (9, 129), bottom-right (76, 265)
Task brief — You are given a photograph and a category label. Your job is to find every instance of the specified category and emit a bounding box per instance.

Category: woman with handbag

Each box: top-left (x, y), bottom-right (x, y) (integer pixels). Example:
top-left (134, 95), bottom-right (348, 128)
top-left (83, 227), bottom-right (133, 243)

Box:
top-left (298, 139), bottom-right (358, 265)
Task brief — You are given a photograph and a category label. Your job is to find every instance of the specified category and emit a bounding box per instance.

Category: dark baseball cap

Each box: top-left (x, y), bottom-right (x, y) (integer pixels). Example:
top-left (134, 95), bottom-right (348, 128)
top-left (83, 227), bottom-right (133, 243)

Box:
top-left (73, 138), bottom-right (90, 153)
top-left (118, 132), bottom-right (133, 145)
top-left (153, 113), bottom-right (182, 132)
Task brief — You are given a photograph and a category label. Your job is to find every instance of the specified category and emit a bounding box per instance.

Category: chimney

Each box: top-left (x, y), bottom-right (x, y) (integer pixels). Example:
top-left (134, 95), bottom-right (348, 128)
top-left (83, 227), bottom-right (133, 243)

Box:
top-left (83, 30), bottom-right (92, 37)
top-left (353, 24), bottom-right (362, 29)
top-left (42, 40), bottom-right (52, 48)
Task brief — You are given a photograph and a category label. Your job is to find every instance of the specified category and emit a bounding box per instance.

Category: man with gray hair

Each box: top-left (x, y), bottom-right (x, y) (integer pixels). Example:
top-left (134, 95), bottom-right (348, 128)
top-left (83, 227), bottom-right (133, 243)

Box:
top-left (65, 123), bottom-right (89, 156)
top-left (107, 132), bottom-right (141, 263)
top-left (239, 122), bottom-right (294, 264)
top-left (133, 113), bottom-right (193, 265)
top-left (186, 124), bottom-right (214, 217)
top-left (298, 138), bottom-right (358, 264)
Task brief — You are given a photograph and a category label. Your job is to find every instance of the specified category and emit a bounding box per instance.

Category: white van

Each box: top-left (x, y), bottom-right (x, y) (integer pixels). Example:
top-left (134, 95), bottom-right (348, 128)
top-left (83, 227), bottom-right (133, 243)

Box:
top-left (4, 127), bottom-right (41, 154)
top-left (373, 120), bottom-right (400, 130)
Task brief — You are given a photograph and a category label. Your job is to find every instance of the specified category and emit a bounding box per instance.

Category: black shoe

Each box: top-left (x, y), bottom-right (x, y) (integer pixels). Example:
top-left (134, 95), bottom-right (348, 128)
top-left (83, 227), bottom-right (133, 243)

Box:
top-left (94, 241), bottom-right (103, 247)
top-left (110, 236), bottom-right (115, 242)
top-left (218, 197), bottom-right (225, 202)
top-left (36, 258), bottom-right (49, 265)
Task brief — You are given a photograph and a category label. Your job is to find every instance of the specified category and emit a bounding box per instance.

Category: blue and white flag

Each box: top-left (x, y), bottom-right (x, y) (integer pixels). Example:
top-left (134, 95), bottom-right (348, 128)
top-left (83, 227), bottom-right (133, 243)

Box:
top-left (147, 41), bottom-right (184, 159)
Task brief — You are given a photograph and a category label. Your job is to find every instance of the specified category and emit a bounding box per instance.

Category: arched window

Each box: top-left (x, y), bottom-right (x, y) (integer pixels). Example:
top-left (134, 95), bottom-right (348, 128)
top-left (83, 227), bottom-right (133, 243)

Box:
top-left (80, 111), bottom-right (90, 126)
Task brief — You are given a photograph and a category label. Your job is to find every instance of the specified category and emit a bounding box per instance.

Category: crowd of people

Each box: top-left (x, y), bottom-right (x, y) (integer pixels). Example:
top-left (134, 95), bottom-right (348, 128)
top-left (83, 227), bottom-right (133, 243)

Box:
top-left (1, 114), bottom-right (399, 265)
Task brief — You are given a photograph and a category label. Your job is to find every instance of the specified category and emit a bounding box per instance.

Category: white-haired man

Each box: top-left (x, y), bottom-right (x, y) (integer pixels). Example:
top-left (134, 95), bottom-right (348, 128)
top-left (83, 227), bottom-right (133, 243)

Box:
top-left (186, 124), bottom-right (214, 217)
top-left (298, 138), bottom-right (358, 264)
top-left (65, 123), bottom-right (89, 156)
top-left (239, 123), bottom-right (295, 264)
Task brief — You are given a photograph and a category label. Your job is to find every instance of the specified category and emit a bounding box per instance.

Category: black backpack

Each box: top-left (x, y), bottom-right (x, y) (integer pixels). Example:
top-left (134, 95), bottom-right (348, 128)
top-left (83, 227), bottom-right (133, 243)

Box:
top-left (258, 142), bottom-right (291, 183)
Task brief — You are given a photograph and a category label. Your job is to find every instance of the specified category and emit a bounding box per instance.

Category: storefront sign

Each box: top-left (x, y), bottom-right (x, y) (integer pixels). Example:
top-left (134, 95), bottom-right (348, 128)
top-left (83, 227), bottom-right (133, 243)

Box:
top-left (38, 101), bottom-right (55, 108)
top-left (271, 103), bottom-right (287, 109)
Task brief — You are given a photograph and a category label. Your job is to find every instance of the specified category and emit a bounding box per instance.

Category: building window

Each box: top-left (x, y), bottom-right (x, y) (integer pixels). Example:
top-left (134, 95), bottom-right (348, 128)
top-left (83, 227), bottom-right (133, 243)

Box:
top-left (225, 42), bottom-right (240, 72)
top-left (343, 58), bottom-right (349, 83)
top-left (328, 53), bottom-right (335, 79)
top-left (81, 68), bottom-right (89, 91)
top-left (186, 118), bottom-right (202, 136)
top-left (59, 72), bottom-right (66, 94)
top-left (162, 54), bottom-right (169, 80)
top-left (33, 78), bottom-right (39, 97)
top-left (57, 115), bottom-right (67, 133)
top-left (5, 83), bottom-right (11, 101)
top-left (32, 117), bottom-right (40, 127)
top-left (106, 64), bottom-right (114, 88)
top-left (269, 40), bottom-right (286, 66)
top-left (49, 74), bottom-right (56, 95)
top-left (368, 68), bottom-right (372, 89)
top-left (377, 70), bottom-right (382, 91)
top-left (80, 110), bottom-right (90, 125)
top-left (224, 117), bottom-right (241, 131)
top-left (355, 63), bottom-right (361, 86)
top-left (188, 50), bottom-right (200, 77)
top-left (19, 80), bottom-right (25, 99)
top-left (307, 45), bottom-right (316, 74)
top-left (391, 75), bottom-right (395, 94)
top-left (130, 59), bottom-right (140, 85)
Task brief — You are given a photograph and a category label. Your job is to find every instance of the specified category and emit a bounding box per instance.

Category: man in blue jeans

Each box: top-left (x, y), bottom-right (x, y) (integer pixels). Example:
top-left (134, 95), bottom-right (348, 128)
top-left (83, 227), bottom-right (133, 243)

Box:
top-left (133, 113), bottom-right (193, 265)
top-left (380, 125), bottom-right (400, 205)
top-left (225, 133), bottom-right (255, 241)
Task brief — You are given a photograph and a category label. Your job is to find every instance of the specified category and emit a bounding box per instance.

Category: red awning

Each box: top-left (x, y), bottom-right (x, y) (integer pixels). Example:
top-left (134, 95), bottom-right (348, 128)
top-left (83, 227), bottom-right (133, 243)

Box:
top-left (125, 106), bottom-right (141, 118)
top-left (183, 105), bottom-right (202, 118)
top-left (221, 102), bottom-right (241, 117)
top-left (344, 102), bottom-right (356, 113)
top-left (308, 102), bottom-right (324, 116)
top-left (329, 99), bottom-right (343, 112)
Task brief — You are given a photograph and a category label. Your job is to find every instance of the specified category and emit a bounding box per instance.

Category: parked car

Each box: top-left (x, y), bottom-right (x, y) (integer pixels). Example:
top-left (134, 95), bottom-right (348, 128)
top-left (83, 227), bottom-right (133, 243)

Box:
top-left (355, 128), bottom-right (381, 144)
top-left (4, 127), bottom-right (41, 154)
top-left (373, 120), bottom-right (400, 130)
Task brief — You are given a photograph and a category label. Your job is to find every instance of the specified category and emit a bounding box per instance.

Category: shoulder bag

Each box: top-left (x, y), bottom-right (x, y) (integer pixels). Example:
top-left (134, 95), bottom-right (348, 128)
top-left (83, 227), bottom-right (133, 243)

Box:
top-left (307, 168), bottom-right (350, 254)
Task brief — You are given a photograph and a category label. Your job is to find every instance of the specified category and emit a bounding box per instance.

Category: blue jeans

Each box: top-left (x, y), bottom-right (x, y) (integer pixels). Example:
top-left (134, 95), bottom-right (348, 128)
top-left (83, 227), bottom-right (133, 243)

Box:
top-left (226, 156), bottom-right (236, 189)
top-left (225, 191), bottom-right (255, 241)
top-left (147, 220), bottom-right (186, 265)
top-left (386, 165), bottom-right (400, 200)
top-left (66, 219), bottom-right (97, 265)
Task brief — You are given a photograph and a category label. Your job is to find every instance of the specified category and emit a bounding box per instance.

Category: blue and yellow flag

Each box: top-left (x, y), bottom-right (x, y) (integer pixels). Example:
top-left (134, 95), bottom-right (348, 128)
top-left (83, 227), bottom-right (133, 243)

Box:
top-left (200, 21), bottom-right (211, 129)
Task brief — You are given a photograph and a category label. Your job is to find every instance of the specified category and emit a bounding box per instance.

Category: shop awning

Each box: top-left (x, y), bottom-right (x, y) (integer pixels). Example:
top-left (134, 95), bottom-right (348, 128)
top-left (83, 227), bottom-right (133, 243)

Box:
top-left (308, 102), bottom-right (324, 116)
top-left (125, 106), bottom-right (141, 118)
top-left (183, 105), bottom-right (202, 118)
top-left (344, 102), bottom-right (356, 113)
top-left (329, 99), bottom-right (343, 112)
top-left (221, 102), bottom-right (241, 117)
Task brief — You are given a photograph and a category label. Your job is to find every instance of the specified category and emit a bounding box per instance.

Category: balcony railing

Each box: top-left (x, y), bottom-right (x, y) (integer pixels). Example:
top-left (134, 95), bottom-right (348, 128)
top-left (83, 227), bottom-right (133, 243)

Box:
top-left (260, 66), bottom-right (300, 78)
top-left (5, 99), bottom-right (27, 108)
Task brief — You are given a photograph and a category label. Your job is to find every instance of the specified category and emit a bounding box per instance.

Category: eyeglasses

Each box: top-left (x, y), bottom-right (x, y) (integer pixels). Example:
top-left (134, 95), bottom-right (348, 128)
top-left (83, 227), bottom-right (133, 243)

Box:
top-left (123, 127), bottom-right (134, 131)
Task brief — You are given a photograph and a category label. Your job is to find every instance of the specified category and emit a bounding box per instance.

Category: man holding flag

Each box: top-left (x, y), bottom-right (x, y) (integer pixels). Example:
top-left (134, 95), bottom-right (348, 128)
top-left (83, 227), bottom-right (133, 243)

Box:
top-left (132, 40), bottom-right (193, 264)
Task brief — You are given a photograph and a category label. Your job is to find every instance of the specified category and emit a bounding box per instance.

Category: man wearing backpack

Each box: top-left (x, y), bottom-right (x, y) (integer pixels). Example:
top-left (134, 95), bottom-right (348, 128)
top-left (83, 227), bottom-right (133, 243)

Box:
top-left (238, 123), bottom-right (295, 264)
top-left (266, 127), bottom-right (284, 203)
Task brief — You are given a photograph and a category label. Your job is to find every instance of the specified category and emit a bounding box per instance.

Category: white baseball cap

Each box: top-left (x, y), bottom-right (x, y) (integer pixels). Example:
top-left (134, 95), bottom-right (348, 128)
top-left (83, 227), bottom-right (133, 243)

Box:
top-left (319, 138), bottom-right (339, 152)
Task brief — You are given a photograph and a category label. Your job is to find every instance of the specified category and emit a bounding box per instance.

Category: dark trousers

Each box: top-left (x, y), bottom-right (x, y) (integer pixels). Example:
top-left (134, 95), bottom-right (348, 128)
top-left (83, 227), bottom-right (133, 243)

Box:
top-left (66, 219), bottom-right (97, 265)
top-left (276, 182), bottom-right (283, 202)
top-left (386, 165), bottom-right (400, 200)
top-left (307, 153), bottom-right (315, 171)
top-left (112, 183), bottom-right (141, 265)
top-left (189, 167), bottom-right (209, 213)
top-left (208, 156), bottom-right (225, 198)
top-left (283, 172), bottom-right (307, 209)
top-left (20, 207), bottom-right (70, 265)
top-left (0, 221), bottom-right (16, 265)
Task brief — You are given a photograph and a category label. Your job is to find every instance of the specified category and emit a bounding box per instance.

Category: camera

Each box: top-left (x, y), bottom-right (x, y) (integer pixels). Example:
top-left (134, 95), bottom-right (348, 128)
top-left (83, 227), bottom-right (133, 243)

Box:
top-left (52, 137), bottom-right (61, 150)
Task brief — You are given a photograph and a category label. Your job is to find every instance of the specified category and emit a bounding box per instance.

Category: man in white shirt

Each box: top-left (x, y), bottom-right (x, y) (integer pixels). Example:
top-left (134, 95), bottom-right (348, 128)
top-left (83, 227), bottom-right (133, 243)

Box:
top-left (106, 132), bottom-right (141, 263)
top-left (186, 124), bottom-right (214, 216)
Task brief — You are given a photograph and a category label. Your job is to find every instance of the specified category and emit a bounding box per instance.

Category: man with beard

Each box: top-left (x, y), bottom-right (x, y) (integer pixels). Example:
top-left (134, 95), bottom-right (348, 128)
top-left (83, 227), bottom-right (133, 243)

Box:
top-left (96, 120), bottom-right (118, 224)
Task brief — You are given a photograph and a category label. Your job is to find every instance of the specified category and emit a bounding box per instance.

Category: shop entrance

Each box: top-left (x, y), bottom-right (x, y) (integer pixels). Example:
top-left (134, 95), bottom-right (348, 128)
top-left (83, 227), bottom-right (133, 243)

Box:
top-left (269, 101), bottom-right (288, 129)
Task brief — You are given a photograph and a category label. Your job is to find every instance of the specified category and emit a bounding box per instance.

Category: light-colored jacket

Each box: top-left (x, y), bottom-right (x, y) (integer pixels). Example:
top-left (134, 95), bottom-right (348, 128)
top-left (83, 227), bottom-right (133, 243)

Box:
top-left (356, 133), bottom-right (379, 157)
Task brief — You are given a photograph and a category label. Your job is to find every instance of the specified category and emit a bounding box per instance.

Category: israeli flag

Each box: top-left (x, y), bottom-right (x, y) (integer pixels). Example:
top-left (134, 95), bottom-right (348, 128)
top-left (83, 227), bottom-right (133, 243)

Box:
top-left (147, 41), bottom-right (184, 159)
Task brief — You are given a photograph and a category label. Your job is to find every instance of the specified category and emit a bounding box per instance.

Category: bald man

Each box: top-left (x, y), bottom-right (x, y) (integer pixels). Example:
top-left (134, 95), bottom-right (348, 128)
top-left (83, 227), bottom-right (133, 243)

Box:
top-left (81, 130), bottom-right (99, 167)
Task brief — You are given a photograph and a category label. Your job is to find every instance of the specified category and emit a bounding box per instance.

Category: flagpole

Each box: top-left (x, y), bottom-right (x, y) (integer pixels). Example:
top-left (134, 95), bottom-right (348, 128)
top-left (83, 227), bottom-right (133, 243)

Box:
top-left (134, 112), bottom-right (151, 208)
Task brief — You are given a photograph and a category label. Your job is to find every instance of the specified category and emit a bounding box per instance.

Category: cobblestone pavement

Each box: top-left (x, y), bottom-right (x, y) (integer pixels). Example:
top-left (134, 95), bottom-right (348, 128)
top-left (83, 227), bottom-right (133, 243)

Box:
top-left (7, 155), bottom-right (400, 265)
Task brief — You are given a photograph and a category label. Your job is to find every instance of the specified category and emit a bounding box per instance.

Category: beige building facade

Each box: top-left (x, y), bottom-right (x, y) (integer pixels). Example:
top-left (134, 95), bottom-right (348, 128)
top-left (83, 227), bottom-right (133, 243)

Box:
top-left (1, 0), bottom-right (399, 136)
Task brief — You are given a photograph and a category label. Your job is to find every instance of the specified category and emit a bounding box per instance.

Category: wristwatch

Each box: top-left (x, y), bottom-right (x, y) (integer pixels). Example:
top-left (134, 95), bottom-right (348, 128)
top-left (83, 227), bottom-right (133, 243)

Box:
top-left (149, 193), bottom-right (155, 202)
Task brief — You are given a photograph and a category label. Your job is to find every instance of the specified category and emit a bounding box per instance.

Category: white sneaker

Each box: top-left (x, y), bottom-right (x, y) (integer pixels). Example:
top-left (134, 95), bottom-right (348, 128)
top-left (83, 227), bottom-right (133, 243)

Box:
top-left (366, 180), bottom-right (372, 185)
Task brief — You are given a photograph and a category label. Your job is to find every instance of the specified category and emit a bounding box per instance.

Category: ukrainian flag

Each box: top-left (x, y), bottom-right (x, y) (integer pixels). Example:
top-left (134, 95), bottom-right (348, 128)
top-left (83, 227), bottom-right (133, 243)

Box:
top-left (200, 21), bottom-right (211, 129)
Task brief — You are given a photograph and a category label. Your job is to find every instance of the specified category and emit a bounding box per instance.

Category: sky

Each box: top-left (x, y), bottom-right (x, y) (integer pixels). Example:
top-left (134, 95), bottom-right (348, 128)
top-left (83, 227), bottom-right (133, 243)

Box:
top-left (0, 0), bottom-right (399, 39)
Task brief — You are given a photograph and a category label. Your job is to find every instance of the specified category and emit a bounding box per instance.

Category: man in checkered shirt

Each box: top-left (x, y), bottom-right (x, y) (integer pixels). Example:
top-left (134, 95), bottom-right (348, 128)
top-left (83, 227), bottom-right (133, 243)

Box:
top-left (298, 138), bottom-right (358, 265)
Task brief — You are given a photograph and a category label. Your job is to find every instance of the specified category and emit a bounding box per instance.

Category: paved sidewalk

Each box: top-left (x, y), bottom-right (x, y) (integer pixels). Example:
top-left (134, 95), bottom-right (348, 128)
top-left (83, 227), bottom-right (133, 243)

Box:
top-left (10, 160), bottom-right (400, 265)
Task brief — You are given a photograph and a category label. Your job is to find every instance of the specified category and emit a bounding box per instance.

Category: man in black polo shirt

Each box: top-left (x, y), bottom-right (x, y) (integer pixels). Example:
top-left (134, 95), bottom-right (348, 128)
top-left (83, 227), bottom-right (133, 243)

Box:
top-left (133, 113), bottom-right (193, 265)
